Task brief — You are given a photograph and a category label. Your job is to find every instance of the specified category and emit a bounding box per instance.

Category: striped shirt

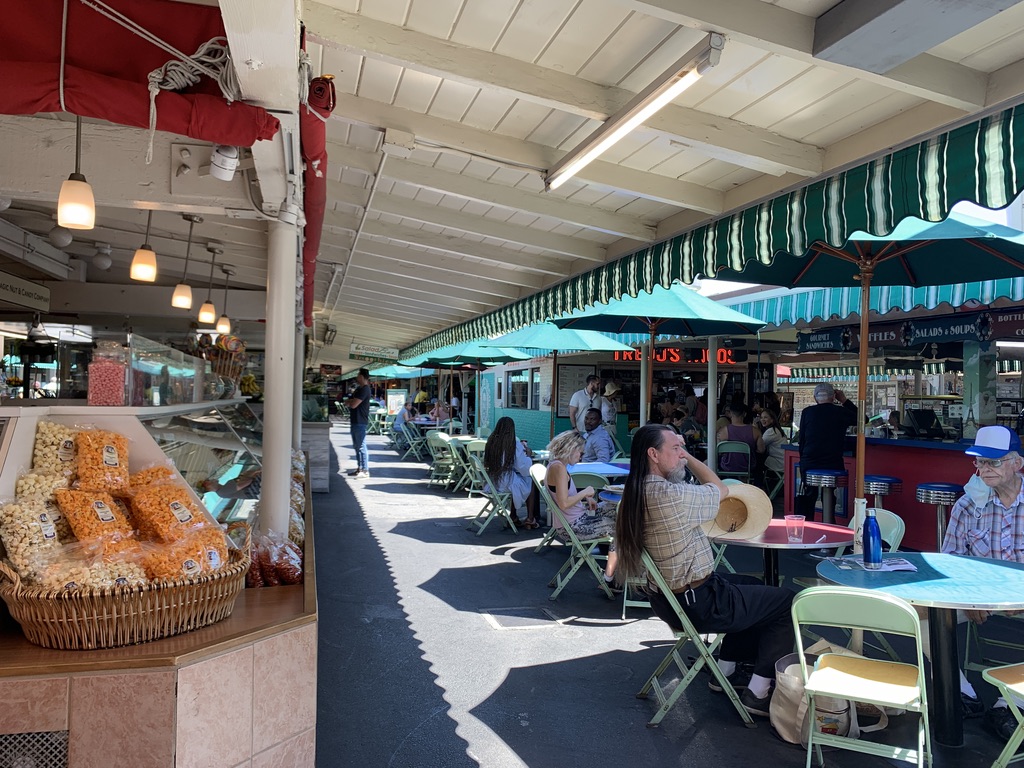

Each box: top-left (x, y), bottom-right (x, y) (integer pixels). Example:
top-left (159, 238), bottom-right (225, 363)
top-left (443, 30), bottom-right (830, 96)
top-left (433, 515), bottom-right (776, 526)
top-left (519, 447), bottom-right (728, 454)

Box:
top-left (643, 475), bottom-right (721, 592)
top-left (942, 476), bottom-right (1024, 562)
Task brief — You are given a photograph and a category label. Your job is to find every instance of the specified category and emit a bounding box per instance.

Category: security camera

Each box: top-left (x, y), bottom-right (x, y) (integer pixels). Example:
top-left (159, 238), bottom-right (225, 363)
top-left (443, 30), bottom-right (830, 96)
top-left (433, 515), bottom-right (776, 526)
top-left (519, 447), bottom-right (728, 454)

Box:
top-left (209, 145), bottom-right (239, 182)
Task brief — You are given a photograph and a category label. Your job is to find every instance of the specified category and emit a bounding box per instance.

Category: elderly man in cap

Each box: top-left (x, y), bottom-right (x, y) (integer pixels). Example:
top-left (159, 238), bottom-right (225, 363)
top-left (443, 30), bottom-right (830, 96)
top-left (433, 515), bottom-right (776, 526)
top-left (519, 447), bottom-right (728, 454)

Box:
top-left (935, 425), bottom-right (1024, 738)
top-left (613, 424), bottom-right (793, 718)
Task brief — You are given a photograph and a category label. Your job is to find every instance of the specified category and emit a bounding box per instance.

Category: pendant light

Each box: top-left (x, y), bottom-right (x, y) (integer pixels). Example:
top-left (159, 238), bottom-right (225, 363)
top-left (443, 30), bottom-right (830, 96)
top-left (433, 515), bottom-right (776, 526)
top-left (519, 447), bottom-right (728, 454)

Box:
top-left (57, 116), bottom-right (96, 230)
top-left (215, 265), bottom-right (234, 335)
top-left (171, 214), bottom-right (202, 309)
top-left (197, 246), bottom-right (219, 325)
top-left (129, 211), bottom-right (158, 282)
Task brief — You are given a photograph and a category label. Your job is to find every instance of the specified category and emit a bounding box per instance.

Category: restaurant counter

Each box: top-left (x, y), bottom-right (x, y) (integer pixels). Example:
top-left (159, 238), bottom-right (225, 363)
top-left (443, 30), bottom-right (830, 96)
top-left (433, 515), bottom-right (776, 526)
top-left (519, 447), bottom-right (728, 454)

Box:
top-left (783, 437), bottom-right (972, 551)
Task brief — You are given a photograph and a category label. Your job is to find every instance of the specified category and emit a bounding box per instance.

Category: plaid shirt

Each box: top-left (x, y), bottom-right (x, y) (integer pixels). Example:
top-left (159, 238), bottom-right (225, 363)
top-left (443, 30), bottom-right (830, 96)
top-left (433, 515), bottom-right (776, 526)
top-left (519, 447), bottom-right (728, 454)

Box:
top-left (942, 476), bottom-right (1024, 562)
top-left (643, 475), bottom-right (721, 592)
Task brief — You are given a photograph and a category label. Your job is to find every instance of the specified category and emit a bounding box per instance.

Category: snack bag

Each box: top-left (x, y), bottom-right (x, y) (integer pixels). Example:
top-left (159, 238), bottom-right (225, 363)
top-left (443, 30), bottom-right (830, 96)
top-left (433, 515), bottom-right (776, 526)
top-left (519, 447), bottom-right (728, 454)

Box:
top-left (16, 470), bottom-right (74, 543)
top-left (32, 421), bottom-right (79, 479)
top-left (0, 498), bottom-right (61, 581)
top-left (75, 429), bottom-right (130, 492)
top-left (54, 488), bottom-right (133, 547)
top-left (140, 537), bottom-right (207, 582)
top-left (129, 463), bottom-right (176, 488)
top-left (129, 481), bottom-right (211, 542)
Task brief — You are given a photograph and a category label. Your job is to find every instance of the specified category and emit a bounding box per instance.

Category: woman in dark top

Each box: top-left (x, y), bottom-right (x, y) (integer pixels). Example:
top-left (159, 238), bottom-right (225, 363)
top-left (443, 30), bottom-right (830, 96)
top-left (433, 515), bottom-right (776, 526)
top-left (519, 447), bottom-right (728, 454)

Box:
top-left (716, 402), bottom-right (760, 473)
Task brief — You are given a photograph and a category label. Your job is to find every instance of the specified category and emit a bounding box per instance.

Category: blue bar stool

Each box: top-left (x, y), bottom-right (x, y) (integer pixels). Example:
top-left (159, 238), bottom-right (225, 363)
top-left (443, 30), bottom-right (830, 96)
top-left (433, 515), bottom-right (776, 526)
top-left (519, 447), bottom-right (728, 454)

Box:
top-left (803, 469), bottom-right (849, 525)
top-left (863, 474), bottom-right (903, 510)
top-left (916, 482), bottom-right (962, 550)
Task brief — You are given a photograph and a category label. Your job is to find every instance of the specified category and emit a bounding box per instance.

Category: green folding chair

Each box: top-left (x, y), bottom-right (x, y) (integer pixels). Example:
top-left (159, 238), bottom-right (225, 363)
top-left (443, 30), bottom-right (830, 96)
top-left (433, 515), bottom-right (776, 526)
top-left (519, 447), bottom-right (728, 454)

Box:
top-left (966, 614), bottom-right (1024, 673)
top-left (543, 494), bottom-right (614, 601)
top-left (464, 439), bottom-right (488, 498)
top-left (401, 422), bottom-right (429, 462)
top-left (426, 432), bottom-right (458, 488)
top-left (467, 455), bottom-right (517, 536)
top-left (981, 663), bottom-right (1024, 768)
top-left (568, 471), bottom-right (607, 491)
top-left (530, 464), bottom-right (562, 553)
top-left (716, 440), bottom-right (752, 483)
top-left (791, 586), bottom-right (931, 768)
top-left (636, 549), bottom-right (754, 728)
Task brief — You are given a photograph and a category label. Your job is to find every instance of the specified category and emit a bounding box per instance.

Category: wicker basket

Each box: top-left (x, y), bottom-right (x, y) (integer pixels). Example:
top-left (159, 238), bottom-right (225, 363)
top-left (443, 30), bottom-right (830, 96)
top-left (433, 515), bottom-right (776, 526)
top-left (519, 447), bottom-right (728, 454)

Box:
top-left (0, 526), bottom-right (250, 650)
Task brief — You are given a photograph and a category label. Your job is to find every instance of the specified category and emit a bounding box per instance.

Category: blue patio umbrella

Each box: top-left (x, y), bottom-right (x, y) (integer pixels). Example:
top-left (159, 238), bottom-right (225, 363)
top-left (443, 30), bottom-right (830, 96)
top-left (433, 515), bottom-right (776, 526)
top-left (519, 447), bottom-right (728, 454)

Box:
top-left (710, 210), bottom-right (1024, 500)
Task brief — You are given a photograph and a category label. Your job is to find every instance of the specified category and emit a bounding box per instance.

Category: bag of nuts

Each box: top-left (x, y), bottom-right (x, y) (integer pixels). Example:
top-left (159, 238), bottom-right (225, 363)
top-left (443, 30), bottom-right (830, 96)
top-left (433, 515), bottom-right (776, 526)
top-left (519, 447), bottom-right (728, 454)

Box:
top-left (31, 541), bottom-right (148, 591)
top-left (0, 498), bottom-right (62, 581)
top-left (32, 421), bottom-right (79, 479)
top-left (75, 428), bottom-right (130, 493)
top-left (16, 470), bottom-right (74, 543)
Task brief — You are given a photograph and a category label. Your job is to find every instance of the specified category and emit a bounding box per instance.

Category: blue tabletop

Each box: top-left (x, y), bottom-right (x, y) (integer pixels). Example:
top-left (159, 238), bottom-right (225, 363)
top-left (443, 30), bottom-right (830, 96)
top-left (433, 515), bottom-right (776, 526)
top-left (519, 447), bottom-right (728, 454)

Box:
top-left (598, 489), bottom-right (623, 503)
top-left (816, 552), bottom-right (1024, 610)
top-left (568, 462), bottom-right (630, 478)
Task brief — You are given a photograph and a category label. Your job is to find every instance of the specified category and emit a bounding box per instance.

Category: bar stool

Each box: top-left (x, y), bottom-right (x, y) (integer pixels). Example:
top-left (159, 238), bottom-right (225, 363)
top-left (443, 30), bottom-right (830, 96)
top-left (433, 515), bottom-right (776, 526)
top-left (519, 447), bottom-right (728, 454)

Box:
top-left (916, 482), bottom-right (962, 550)
top-left (803, 469), bottom-right (849, 525)
top-left (863, 474), bottom-right (903, 510)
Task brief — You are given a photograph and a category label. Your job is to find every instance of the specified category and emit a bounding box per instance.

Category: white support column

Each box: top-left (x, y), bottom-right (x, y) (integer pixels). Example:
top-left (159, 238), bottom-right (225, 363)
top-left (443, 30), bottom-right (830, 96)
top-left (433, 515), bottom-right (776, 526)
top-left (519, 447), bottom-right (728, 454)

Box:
top-left (260, 218), bottom-right (298, 536)
top-left (707, 336), bottom-right (719, 472)
top-left (293, 326), bottom-right (304, 448)
top-left (639, 342), bottom-right (650, 427)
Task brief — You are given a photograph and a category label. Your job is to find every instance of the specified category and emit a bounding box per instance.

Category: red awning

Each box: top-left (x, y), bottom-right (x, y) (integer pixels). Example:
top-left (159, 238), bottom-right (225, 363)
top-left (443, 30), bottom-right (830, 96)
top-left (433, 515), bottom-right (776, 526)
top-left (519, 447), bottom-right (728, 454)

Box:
top-left (0, 0), bottom-right (279, 146)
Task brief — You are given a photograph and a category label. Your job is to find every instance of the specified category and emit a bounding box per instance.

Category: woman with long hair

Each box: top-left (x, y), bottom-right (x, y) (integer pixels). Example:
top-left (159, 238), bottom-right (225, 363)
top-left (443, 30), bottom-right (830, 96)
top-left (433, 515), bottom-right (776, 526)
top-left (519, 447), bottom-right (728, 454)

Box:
top-left (716, 402), bottom-right (760, 474)
top-left (756, 407), bottom-right (786, 475)
top-left (545, 430), bottom-right (618, 587)
top-left (483, 416), bottom-right (539, 528)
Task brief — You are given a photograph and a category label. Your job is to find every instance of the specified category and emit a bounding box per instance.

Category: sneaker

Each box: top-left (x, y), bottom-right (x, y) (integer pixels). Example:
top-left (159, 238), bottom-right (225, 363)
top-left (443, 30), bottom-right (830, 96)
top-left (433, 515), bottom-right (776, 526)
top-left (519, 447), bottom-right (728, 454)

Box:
top-left (986, 706), bottom-right (1019, 741)
top-left (963, 692), bottom-right (986, 719)
top-left (352, 470), bottom-right (370, 479)
top-left (346, 468), bottom-right (360, 476)
top-left (707, 663), bottom-right (753, 693)
top-left (740, 687), bottom-right (773, 718)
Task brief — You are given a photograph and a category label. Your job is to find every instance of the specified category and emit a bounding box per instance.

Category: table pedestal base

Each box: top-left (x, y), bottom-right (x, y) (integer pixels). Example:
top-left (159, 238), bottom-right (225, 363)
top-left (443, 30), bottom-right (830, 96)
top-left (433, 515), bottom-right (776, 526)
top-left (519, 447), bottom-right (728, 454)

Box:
top-left (929, 607), bottom-right (962, 748)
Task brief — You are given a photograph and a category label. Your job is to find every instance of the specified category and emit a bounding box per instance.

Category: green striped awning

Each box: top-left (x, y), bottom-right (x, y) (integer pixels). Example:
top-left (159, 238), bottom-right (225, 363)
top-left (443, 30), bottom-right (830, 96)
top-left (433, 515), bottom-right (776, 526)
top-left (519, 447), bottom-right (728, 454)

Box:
top-left (401, 104), bottom-right (1024, 359)
top-left (780, 363), bottom-right (949, 383)
top-left (721, 279), bottom-right (1024, 328)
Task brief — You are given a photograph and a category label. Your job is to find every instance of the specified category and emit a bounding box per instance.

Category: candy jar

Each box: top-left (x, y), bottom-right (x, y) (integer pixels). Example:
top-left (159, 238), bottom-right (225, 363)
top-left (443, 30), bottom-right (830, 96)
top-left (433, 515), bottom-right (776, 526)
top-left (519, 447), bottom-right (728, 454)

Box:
top-left (88, 341), bottom-right (127, 406)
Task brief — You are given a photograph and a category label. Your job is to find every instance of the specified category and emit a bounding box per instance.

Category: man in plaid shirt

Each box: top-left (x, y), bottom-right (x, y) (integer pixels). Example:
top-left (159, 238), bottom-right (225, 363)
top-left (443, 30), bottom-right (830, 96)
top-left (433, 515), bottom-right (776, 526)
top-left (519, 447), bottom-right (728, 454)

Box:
top-left (940, 425), bottom-right (1024, 740)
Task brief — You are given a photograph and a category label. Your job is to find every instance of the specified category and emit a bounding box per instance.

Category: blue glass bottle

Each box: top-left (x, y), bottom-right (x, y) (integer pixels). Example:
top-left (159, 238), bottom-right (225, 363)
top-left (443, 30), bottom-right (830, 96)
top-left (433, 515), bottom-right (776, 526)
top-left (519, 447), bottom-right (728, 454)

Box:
top-left (863, 508), bottom-right (882, 570)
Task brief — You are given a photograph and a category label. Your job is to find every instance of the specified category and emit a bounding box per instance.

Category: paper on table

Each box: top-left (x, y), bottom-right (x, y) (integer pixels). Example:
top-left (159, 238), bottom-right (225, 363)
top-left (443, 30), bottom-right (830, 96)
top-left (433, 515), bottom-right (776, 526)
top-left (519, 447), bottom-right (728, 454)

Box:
top-left (829, 557), bottom-right (918, 572)
top-left (604, 484), bottom-right (624, 492)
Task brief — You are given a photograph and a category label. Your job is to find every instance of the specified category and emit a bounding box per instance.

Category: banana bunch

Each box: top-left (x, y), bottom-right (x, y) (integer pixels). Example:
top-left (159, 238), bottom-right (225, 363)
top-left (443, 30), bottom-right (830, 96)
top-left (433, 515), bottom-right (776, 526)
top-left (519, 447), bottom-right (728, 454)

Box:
top-left (239, 374), bottom-right (262, 396)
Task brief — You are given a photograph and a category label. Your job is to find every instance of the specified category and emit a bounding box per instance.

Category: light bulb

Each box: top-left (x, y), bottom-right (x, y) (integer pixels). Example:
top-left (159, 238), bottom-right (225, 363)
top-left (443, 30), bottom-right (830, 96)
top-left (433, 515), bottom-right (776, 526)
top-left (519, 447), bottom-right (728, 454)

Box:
top-left (171, 283), bottom-right (193, 309)
top-left (216, 314), bottom-right (232, 334)
top-left (57, 175), bottom-right (95, 229)
top-left (130, 246), bottom-right (158, 282)
top-left (198, 300), bottom-right (216, 324)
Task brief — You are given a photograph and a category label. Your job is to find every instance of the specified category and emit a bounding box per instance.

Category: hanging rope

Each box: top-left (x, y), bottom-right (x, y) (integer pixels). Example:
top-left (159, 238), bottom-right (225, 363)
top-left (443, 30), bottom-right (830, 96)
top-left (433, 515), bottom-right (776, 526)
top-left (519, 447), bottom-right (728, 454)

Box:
top-left (59, 0), bottom-right (70, 112)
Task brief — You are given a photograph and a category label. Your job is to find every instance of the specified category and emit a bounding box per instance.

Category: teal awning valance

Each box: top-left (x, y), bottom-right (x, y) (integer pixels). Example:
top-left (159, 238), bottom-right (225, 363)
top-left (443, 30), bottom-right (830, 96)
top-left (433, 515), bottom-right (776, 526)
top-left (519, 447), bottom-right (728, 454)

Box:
top-left (402, 104), bottom-right (1024, 359)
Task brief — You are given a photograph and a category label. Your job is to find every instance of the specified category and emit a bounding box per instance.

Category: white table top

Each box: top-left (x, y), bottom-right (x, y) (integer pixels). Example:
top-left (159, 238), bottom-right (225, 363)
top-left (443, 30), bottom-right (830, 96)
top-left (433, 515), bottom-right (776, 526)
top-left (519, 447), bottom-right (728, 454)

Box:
top-left (816, 552), bottom-right (1024, 610)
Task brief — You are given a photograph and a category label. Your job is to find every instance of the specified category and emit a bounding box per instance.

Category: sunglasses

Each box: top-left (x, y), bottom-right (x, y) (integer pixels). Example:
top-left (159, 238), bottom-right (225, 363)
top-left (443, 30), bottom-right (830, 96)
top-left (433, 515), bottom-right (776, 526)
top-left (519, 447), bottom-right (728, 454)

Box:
top-left (973, 458), bottom-right (1013, 469)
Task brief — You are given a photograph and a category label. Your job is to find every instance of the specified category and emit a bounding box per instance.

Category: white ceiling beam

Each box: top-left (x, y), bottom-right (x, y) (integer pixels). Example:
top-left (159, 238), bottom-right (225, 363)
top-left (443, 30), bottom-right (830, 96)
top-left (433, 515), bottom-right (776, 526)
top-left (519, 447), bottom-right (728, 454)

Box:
top-left (327, 309), bottom-right (438, 336)
top-left (343, 265), bottom-right (502, 309)
top-left (350, 252), bottom-right (528, 301)
top-left (305, 4), bottom-right (821, 176)
top-left (323, 210), bottom-right (363, 234)
top-left (327, 180), bottom-right (372, 209)
top-left (362, 220), bottom-right (572, 277)
top-left (813, 0), bottom-right (1019, 75)
top-left (382, 157), bottom-right (654, 240)
top-left (612, 0), bottom-right (988, 111)
top-left (334, 286), bottom-right (474, 321)
top-left (45, 282), bottom-right (267, 321)
top-left (330, 96), bottom-right (724, 212)
top-left (325, 142), bottom-right (384, 174)
top-left (355, 239), bottom-right (545, 291)
top-left (368, 191), bottom-right (605, 262)
top-left (985, 57), bottom-right (1024, 108)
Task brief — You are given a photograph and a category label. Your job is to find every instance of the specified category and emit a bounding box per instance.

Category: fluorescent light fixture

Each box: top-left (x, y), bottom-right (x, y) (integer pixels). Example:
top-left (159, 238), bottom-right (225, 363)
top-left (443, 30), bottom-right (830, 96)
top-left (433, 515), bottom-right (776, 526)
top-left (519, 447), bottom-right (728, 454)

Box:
top-left (545, 33), bottom-right (724, 191)
top-left (57, 117), bottom-right (96, 229)
top-left (130, 210), bottom-right (158, 281)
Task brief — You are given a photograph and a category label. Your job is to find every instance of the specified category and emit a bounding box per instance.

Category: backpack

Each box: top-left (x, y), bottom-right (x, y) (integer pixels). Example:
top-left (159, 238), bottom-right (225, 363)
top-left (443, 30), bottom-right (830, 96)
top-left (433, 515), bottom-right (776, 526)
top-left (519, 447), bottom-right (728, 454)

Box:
top-left (693, 399), bottom-right (708, 425)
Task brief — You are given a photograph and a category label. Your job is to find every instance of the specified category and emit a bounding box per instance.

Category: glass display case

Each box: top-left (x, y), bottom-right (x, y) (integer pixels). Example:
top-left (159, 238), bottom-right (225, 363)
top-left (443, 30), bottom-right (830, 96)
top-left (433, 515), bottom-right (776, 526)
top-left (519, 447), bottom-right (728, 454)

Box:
top-left (127, 334), bottom-right (209, 406)
top-left (139, 400), bottom-right (263, 525)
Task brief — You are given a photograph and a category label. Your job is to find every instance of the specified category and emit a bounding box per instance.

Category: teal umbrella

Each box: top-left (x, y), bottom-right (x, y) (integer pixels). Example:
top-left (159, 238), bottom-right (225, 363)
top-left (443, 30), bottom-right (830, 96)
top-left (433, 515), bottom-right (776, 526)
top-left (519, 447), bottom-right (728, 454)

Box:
top-left (710, 210), bottom-right (1024, 501)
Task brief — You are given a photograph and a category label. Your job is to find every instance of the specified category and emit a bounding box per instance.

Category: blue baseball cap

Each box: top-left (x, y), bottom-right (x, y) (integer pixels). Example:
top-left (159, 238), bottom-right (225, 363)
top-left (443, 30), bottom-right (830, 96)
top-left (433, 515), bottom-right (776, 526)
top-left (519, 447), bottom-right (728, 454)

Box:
top-left (966, 425), bottom-right (1022, 459)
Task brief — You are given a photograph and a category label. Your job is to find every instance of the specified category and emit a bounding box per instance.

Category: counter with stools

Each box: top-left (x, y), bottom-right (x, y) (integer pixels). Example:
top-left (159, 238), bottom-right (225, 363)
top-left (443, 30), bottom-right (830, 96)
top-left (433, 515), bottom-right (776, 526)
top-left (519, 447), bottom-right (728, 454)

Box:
top-left (916, 482), bottom-right (962, 549)
top-left (803, 468), bottom-right (849, 524)
top-left (864, 474), bottom-right (902, 510)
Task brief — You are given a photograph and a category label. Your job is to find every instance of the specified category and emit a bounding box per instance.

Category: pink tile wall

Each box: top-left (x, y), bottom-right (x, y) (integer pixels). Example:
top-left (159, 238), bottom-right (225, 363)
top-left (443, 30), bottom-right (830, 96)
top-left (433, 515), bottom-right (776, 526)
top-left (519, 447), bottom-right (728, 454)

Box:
top-left (251, 728), bottom-right (315, 768)
top-left (0, 677), bottom-right (68, 734)
top-left (251, 624), bottom-right (318, 755)
top-left (68, 670), bottom-right (176, 768)
top-left (175, 647), bottom-right (254, 768)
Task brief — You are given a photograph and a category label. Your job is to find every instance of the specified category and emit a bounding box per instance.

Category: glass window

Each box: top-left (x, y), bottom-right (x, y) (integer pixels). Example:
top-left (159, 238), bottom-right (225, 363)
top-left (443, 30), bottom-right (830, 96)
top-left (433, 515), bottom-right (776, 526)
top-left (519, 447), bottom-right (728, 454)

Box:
top-left (530, 368), bottom-right (541, 409)
top-left (506, 370), bottom-right (529, 409)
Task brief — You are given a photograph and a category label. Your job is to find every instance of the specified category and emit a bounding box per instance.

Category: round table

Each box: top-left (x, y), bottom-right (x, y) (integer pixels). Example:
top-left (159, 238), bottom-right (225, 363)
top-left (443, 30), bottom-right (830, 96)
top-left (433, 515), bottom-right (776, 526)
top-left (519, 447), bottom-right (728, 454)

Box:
top-left (598, 488), bottom-right (623, 504)
top-left (712, 519), bottom-right (853, 588)
top-left (816, 552), bottom-right (1024, 747)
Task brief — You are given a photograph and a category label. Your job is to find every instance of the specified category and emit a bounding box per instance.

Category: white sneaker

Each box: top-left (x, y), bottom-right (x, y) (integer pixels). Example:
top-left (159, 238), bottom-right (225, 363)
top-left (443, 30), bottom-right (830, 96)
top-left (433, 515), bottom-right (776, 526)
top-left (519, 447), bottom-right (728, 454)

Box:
top-left (352, 470), bottom-right (370, 479)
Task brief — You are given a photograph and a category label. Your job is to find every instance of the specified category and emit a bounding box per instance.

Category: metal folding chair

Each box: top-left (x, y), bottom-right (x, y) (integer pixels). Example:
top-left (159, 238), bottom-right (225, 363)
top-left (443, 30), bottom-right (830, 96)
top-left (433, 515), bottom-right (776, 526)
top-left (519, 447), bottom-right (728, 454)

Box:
top-left (717, 440), bottom-right (752, 483)
top-left (464, 439), bottom-right (488, 498)
top-left (981, 663), bottom-right (1024, 768)
top-left (543, 493), bottom-right (614, 601)
top-left (567, 471), bottom-right (608, 491)
top-left (966, 614), bottom-right (1024, 673)
top-left (792, 586), bottom-right (931, 768)
top-left (426, 432), bottom-right (458, 488)
top-left (401, 422), bottom-right (429, 462)
top-left (636, 549), bottom-right (754, 728)
top-left (467, 455), bottom-right (517, 536)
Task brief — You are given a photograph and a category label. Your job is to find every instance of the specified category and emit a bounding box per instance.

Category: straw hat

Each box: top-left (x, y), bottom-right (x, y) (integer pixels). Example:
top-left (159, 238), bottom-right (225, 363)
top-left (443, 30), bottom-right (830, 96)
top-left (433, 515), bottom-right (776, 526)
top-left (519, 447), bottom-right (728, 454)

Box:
top-left (700, 483), bottom-right (772, 540)
top-left (603, 382), bottom-right (621, 397)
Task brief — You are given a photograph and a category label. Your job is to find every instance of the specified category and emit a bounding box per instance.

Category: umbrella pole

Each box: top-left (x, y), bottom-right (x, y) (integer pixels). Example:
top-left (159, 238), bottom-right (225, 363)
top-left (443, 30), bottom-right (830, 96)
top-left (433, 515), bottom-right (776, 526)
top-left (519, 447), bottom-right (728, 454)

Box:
top-left (645, 328), bottom-right (656, 426)
top-left (856, 267), bottom-right (873, 503)
top-left (550, 350), bottom-right (558, 440)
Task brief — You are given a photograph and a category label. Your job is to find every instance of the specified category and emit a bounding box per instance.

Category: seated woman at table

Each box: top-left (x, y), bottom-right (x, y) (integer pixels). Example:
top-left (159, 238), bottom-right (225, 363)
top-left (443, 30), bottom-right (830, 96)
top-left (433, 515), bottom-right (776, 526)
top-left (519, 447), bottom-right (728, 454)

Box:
top-left (756, 407), bottom-right (786, 483)
top-left (545, 430), bottom-right (619, 589)
top-left (393, 401), bottom-right (417, 449)
top-left (717, 403), bottom-right (760, 475)
top-left (483, 416), bottom-right (540, 529)
top-left (668, 407), bottom-right (702, 444)
top-left (428, 398), bottom-right (450, 421)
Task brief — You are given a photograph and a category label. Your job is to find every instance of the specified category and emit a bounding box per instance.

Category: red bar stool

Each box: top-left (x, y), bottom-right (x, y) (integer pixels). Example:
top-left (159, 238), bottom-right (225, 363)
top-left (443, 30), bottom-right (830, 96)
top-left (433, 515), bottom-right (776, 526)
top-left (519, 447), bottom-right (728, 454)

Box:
top-left (916, 482), bottom-right (962, 550)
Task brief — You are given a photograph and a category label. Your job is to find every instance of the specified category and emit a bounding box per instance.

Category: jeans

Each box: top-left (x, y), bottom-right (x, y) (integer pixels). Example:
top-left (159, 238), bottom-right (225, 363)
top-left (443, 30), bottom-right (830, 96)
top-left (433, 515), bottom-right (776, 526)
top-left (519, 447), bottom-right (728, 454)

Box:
top-left (649, 572), bottom-right (794, 678)
top-left (351, 423), bottom-right (368, 471)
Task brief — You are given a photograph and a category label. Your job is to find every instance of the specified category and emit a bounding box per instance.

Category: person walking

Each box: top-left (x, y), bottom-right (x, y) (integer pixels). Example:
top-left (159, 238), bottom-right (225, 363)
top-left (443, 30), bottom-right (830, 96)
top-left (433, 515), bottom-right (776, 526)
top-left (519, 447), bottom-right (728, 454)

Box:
top-left (345, 368), bottom-right (372, 478)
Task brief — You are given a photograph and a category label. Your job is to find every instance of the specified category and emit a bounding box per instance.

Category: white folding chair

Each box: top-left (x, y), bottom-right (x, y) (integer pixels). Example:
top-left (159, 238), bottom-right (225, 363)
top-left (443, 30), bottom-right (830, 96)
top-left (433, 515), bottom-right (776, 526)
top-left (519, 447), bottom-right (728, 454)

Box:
top-left (466, 455), bottom-right (517, 536)
top-left (982, 663), bottom-right (1024, 768)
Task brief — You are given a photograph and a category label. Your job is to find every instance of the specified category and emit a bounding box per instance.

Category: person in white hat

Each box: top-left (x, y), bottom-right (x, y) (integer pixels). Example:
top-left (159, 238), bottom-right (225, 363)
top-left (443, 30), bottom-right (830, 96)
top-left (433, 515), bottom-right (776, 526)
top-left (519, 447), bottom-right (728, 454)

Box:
top-left (601, 381), bottom-right (621, 426)
top-left (613, 424), bottom-right (790, 718)
top-left (930, 425), bottom-right (1024, 738)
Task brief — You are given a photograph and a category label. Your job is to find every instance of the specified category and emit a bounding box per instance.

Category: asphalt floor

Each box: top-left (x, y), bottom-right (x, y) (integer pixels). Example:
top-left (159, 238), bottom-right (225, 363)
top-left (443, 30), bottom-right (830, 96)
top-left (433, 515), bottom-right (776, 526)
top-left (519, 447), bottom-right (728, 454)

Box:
top-left (314, 423), bottom-right (1022, 768)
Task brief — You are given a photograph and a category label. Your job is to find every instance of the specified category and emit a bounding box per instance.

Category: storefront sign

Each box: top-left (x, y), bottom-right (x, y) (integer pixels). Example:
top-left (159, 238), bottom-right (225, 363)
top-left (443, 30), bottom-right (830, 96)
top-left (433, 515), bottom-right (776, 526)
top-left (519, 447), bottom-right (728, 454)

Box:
top-left (796, 328), bottom-right (852, 353)
top-left (612, 347), bottom-right (743, 364)
top-left (896, 314), bottom-right (991, 346)
top-left (349, 342), bottom-right (399, 362)
top-left (0, 271), bottom-right (49, 312)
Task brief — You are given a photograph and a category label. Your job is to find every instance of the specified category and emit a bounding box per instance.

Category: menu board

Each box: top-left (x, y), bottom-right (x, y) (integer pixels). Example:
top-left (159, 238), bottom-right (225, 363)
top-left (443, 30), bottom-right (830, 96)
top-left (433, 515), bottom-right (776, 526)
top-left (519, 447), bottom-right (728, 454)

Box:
top-left (556, 364), bottom-right (595, 418)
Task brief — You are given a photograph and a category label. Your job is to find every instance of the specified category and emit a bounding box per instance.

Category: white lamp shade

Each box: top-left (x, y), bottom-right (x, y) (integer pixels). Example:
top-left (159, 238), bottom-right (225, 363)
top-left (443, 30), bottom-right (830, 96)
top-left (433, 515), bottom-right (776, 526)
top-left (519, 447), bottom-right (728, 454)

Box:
top-left (57, 177), bottom-right (95, 230)
top-left (197, 300), bottom-right (217, 324)
top-left (171, 283), bottom-right (193, 309)
top-left (130, 246), bottom-right (158, 282)
top-left (215, 314), bottom-right (232, 334)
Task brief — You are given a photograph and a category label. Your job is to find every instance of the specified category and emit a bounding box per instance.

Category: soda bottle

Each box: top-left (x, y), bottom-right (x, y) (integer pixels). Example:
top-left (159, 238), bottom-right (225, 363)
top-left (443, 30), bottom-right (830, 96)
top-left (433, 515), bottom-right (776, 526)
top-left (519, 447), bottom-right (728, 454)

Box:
top-left (863, 508), bottom-right (882, 570)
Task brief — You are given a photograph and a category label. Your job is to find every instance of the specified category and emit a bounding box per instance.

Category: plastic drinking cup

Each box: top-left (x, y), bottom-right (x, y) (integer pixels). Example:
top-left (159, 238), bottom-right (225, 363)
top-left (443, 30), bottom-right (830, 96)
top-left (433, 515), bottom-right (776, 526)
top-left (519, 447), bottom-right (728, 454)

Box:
top-left (785, 514), bottom-right (805, 543)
